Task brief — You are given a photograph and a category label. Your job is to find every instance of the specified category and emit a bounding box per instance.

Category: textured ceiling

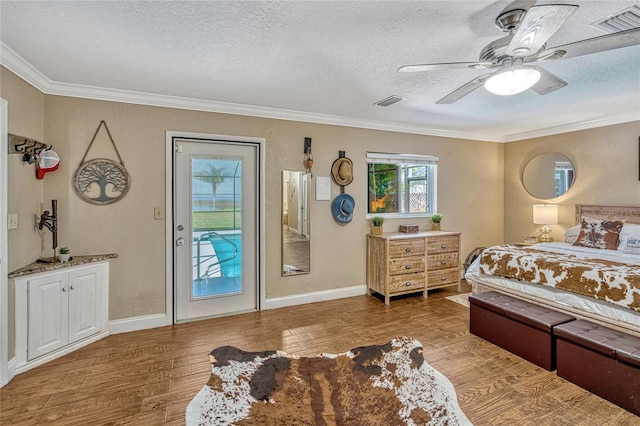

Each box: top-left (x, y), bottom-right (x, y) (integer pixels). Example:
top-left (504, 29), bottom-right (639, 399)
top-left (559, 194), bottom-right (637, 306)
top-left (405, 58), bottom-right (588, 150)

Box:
top-left (1, 1), bottom-right (639, 141)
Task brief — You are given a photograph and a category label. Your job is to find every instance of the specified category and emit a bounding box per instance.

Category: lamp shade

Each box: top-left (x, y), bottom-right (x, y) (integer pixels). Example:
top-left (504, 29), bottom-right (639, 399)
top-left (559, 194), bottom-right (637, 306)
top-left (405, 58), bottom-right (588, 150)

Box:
top-left (533, 204), bottom-right (558, 225)
top-left (484, 67), bottom-right (541, 96)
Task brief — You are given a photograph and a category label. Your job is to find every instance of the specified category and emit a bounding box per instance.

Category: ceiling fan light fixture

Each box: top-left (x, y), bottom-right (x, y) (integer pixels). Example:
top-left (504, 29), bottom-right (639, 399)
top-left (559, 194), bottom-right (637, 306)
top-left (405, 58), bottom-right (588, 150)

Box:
top-left (484, 66), bottom-right (541, 96)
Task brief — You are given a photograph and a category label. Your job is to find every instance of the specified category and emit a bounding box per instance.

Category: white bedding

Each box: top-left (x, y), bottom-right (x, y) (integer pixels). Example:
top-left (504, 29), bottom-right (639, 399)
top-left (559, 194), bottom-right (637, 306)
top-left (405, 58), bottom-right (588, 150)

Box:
top-left (465, 242), bottom-right (640, 327)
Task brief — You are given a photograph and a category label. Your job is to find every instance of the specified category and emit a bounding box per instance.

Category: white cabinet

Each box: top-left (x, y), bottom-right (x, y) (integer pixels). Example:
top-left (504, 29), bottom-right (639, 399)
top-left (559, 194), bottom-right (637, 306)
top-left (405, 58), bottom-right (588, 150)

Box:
top-left (27, 271), bottom-right (69, 359)
top-left (14, 262), bottom-right (109, 371)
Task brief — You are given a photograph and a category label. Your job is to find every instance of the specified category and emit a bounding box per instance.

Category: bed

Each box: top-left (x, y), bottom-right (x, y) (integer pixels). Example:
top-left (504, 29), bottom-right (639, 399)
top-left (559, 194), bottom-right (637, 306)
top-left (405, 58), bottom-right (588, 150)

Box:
top-left (465, 204), bottom-right (640, 336)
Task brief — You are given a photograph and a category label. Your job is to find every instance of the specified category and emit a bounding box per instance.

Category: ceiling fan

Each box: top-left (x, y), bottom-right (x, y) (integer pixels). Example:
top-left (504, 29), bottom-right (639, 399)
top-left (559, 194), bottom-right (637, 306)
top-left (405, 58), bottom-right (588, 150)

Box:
top-left (398, 3), bottom-right (640, 104)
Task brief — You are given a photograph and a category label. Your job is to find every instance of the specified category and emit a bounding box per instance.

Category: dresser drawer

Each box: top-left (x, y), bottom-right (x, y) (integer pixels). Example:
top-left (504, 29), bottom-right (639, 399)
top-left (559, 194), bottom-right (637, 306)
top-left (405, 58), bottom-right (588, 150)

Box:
top-left (427, 235), bottom-right (459, 254)
top-left (427, 268), bottom-right (459, 288)
top-left (389, 273), bottom-right (425, 293)
top-left (389, 256), bottom-right (424, 275)
top-left (389, 238), bottom-right (425, 258)
top-left (427, 252), bottom-right (459, 270)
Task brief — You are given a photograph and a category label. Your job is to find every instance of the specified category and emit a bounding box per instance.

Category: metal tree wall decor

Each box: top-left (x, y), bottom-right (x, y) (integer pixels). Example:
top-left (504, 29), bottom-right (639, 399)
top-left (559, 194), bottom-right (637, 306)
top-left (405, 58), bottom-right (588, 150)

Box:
top-left (73, 120), bottom-right (131, 205)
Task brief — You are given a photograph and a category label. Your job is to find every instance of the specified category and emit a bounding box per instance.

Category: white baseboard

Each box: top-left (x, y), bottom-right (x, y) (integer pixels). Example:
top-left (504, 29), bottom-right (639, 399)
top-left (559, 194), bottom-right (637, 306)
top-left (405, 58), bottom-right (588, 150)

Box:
top-left (7, 356), bottom-right (15, 378)
top-left (109, 286), bottom-right (367, 332)
top-left (264, 285), bottom-right (367, 310)
top-left (108, 313), bottom-right (171, 334)
top-left (16, 330), bottom-right (109, 374)
top-left (1, 357), bottom-right (16, 387)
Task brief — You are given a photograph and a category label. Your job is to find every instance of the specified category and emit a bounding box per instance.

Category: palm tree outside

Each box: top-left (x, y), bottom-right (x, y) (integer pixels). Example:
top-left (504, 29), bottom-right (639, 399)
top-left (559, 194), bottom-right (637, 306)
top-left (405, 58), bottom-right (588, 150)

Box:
top-left (194, 163), bottom-right (229, 210)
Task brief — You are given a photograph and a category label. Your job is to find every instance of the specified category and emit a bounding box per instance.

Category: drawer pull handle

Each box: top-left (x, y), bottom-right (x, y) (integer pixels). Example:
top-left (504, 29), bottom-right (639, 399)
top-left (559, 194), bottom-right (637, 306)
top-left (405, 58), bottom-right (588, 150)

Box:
top-left (440, 260), bottom-right (447, 265)
top-left (405, 282), bottom-right (412, 286)
top-left (405, 248), bottom-right (411, 252)
top-left (440, 276), bottom-right (447, 281)
top-left (440, 244), bottom-right (447, 249)
top-left (405, 265), bottom-right (411, 269)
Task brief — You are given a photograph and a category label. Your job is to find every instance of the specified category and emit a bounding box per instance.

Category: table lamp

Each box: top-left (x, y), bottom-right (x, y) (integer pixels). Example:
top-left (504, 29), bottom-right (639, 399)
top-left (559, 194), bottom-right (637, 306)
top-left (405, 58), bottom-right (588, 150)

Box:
top-left (533, 204), bottom-right (558, 242)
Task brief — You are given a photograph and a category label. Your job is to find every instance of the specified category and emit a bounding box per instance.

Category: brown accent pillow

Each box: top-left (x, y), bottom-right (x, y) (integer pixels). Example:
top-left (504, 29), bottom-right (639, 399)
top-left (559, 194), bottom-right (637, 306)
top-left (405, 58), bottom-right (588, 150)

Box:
top-left (572, 217), bottom-right (623, 250)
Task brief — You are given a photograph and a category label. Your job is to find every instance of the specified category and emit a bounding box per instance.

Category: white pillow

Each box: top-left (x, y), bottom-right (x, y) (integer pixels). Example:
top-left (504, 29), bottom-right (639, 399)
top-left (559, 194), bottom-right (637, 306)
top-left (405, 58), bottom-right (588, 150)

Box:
top-left (563, 225), bottom-right (581, 244)
top-left (618, 223), bottom-right (640, 249)
top-left (620, 237), bottom-right (640, 255)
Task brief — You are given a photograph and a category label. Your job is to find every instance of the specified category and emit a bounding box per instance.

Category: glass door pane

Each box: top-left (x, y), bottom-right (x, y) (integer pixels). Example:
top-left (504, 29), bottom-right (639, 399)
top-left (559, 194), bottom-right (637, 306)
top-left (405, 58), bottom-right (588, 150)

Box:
top-left (192, 157), bottom-right (243, 299)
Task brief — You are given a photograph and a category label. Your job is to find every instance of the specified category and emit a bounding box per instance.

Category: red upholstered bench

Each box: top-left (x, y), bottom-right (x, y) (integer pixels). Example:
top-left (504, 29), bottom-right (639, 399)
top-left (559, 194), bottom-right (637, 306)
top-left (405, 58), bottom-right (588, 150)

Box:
top-left (469, 291), bottom-right (575, 371)
top-left (554, 320), bottom-right (640, 416)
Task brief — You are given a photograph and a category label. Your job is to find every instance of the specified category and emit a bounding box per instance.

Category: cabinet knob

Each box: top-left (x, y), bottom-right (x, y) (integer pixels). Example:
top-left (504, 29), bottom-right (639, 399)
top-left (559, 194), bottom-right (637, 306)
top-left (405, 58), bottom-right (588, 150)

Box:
top-left (440, 260), bottom-right (447, 265)
top-left (62, 286), bottom-right (68, 292)
top-left (440, 276), bottom-right (447, 281)
top-left (405, 282), bottom-right (412, 286)
top-left (70, 285), bottom-right (75, 290)
top-left (440, 244), bottom-right (447, 249)
top-left (405, 265), bottom-right (411, 269)
top-left (405, 248), bottom-right (411, 252)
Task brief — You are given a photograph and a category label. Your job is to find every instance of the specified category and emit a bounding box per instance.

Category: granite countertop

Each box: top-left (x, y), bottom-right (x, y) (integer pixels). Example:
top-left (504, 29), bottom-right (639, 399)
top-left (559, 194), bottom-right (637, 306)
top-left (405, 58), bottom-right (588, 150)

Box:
top-left (8, 254), bottom-right (118, 279)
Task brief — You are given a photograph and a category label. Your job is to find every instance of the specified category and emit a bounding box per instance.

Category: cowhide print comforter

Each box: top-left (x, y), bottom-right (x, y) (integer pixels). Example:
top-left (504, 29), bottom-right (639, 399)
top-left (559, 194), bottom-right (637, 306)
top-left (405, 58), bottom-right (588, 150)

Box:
top-left (479, 245), bottom-right (640, 312)
top-left (186, 336), bottom-right (471, 426)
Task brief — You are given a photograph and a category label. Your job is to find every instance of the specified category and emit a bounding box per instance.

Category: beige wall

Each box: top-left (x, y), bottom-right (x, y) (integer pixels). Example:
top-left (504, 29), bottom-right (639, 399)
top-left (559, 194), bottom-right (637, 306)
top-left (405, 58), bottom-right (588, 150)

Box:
top-left (1, 68), bottom-right (45, 272)
top-left (504, 121), bottom-right (640, 243)
top-left (1, 67), bottom-right (45, 361)
top-left (9, 66), bottom-right (638, 333)
top-left (3, 69), bottom-right (504, 325)
top-left (38, 93), bottom-right (504, 321)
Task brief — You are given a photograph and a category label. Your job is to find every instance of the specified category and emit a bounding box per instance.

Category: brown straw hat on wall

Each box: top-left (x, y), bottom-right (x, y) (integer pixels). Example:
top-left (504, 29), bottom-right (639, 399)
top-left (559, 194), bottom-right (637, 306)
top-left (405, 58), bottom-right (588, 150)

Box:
top-left (331, 157), bottom-right (353, 186)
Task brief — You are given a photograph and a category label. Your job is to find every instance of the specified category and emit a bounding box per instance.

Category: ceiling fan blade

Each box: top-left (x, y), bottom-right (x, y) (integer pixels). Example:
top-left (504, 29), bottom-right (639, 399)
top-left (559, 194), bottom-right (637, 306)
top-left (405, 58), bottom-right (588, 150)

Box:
top-left (397, 62), bottom-right (493, 73)
top-left (507, 4), bottom-right (579, 57)
top-left (529, 66), bottom-right (567, 95)
top-left (436, 74), bottom-right (492, 104)
top-left (538, 26), bottom-right (640, 61)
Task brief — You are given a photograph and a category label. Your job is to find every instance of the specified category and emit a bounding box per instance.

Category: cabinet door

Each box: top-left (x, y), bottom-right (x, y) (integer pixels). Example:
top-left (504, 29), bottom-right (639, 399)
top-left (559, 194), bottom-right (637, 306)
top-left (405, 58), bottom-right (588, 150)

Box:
top-left (68, 266), bottom-right (102, 344)
top-left (28, 272), bottom-right (69, 360)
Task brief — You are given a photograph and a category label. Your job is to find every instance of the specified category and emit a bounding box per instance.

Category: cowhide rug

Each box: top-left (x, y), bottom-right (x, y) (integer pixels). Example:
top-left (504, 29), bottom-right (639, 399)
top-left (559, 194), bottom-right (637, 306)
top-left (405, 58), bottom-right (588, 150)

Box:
top-left (186, 336), bottom-right (471, 425)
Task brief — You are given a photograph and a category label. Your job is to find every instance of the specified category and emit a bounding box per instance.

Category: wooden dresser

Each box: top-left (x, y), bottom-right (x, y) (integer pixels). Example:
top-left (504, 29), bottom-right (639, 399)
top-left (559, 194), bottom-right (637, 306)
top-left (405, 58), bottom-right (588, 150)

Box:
top-left (367, 231), bottom-right (461, 305)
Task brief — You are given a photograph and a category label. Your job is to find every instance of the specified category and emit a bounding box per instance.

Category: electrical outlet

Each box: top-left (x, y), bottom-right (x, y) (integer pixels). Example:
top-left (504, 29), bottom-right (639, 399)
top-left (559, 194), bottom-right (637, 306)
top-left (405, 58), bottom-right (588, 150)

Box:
top-left (154, 207), bottom-right (164, 220)
top-left (8, 214), bottom-right (18, 230)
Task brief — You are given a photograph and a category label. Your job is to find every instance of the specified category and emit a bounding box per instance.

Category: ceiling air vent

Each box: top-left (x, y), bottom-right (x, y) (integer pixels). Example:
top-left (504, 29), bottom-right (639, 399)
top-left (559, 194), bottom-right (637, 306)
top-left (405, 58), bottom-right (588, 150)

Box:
top-left (591, 5), bottom-right (640, 33)
top-left (374, 95), bottom-right (406, 107)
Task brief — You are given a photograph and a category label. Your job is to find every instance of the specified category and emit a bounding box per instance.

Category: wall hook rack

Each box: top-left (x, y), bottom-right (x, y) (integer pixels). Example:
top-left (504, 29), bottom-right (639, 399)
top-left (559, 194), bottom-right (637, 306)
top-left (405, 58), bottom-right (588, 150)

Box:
top-left (9, 134), bottom-right (53, 163)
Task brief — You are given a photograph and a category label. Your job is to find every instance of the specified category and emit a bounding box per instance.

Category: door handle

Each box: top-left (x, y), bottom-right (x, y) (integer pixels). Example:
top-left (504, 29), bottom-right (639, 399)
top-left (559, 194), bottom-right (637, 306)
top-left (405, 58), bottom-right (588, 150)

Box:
top-left (176, 237), bottom-right (185, 246)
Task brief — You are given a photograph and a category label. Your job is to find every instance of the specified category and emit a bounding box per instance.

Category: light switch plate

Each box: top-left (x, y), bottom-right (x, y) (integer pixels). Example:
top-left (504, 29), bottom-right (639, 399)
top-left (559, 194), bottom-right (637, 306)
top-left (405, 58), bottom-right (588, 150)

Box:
top-left (154, 207), bottom-right (164, 220)
top-left (8, 214), bottom-right (18, 230)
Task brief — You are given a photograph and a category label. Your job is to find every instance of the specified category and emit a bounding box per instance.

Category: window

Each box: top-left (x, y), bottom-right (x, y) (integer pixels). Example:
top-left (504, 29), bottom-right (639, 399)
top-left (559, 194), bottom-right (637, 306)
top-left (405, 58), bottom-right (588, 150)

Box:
top-left (367, 152), bottom-right (437, 218)
top-left (554, 161), bottom-right (574, 198)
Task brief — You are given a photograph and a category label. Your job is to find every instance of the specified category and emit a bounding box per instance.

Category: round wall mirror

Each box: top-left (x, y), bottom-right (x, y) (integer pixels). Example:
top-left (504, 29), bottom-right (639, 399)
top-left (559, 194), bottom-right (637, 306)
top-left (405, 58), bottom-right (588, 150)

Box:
top-left (522, 153), bottom-right (575, 200)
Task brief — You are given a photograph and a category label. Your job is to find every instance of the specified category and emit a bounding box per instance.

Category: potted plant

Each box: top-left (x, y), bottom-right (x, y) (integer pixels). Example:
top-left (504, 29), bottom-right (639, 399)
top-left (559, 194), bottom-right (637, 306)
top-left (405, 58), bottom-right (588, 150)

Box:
top-left (58, 246), bottom-right (71, 262)
top-left (371, 216), bottom-right (384, 235)
top-left (430, 213), bottom-right (442, 231)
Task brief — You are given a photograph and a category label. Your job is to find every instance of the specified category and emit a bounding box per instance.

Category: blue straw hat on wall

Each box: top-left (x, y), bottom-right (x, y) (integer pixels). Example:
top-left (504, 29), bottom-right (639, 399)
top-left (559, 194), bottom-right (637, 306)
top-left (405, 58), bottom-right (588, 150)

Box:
top-left (331, 193), bottom-right (355, 224)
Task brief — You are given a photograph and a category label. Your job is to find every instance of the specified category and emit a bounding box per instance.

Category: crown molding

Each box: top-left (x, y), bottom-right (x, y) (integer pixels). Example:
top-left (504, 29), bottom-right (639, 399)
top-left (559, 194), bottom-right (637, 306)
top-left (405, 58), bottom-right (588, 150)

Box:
top-left (0, 42), bottom-right (51, 92)
top-left (1, 43), bottom-right (495, 141)
top-left (500, 112), bottom-right (640, 142)
top-left (2, 42), bottom-right (636, 143)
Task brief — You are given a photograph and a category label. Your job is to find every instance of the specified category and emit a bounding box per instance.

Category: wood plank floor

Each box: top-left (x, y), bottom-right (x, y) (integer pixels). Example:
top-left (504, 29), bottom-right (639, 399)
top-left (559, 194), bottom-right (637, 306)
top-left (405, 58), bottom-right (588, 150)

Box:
top-left (1, 283), bottom-right (638, 425)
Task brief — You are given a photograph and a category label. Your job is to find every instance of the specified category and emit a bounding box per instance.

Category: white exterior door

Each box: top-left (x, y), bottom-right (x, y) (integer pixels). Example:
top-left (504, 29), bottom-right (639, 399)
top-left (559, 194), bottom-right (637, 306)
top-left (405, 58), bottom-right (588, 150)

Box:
top-left (173, 137), bottom-right (259, 322)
